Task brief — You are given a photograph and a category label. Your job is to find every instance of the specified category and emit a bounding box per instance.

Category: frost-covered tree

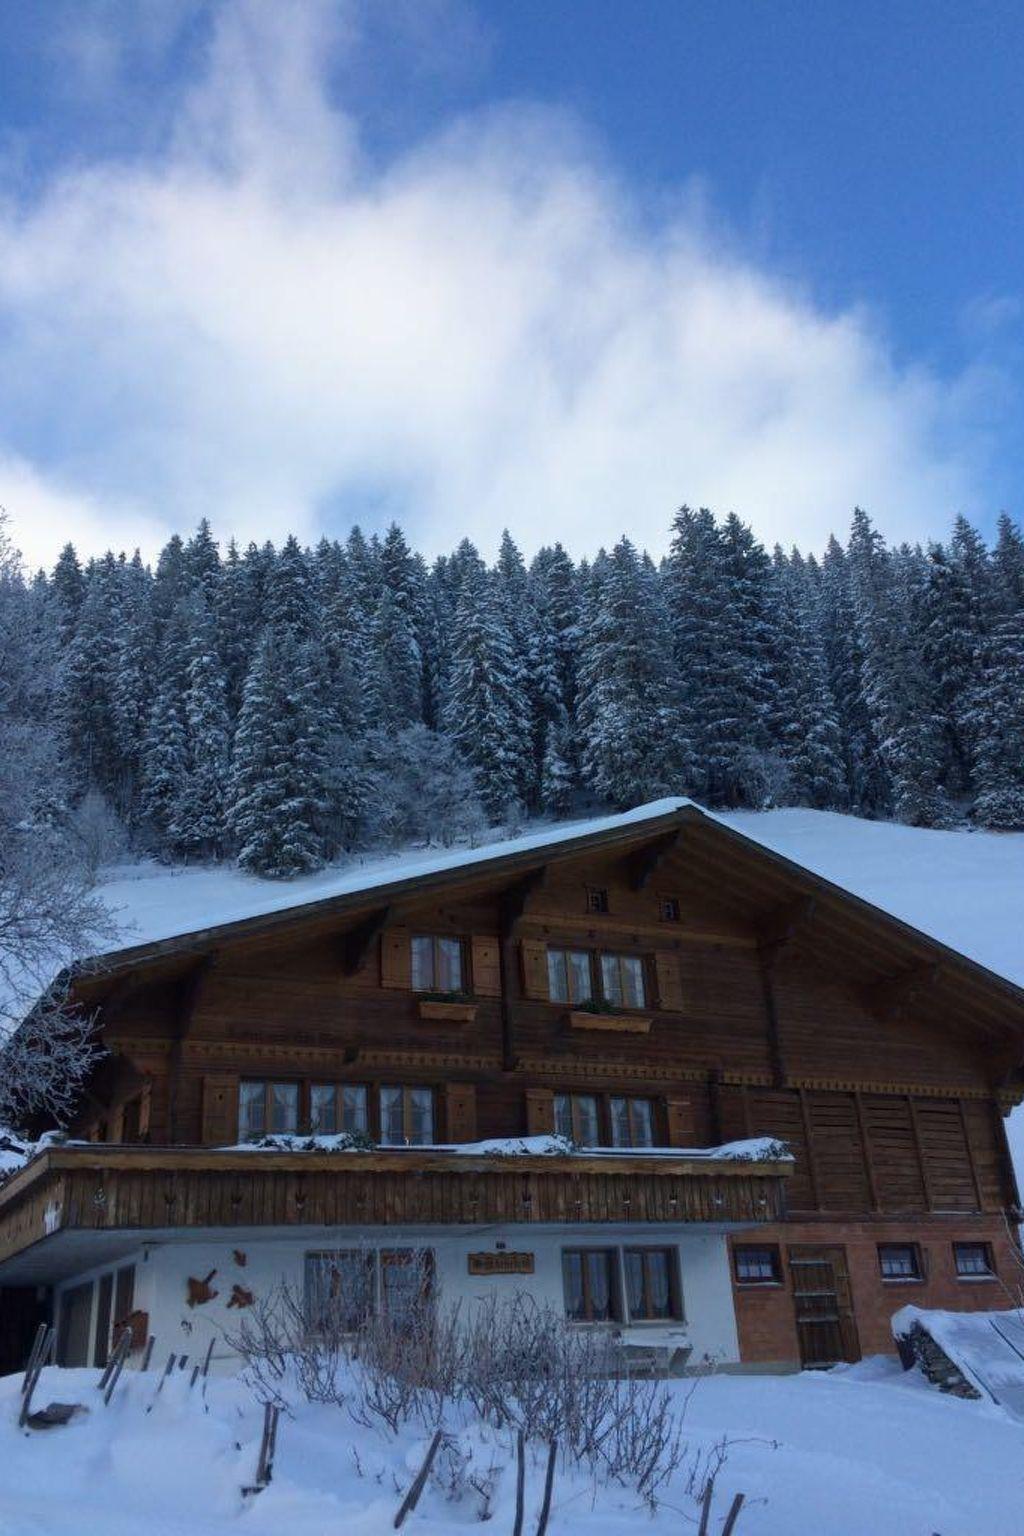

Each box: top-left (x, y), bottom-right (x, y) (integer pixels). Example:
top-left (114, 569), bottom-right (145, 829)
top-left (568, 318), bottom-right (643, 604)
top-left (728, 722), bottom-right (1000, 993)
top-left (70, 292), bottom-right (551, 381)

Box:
top-left (169, 595), bottom-right (231, 858)
top-left (226, 630), bottom-right (327, 876)
top-left (442, 558), bottom-right (530, 821)
top-left (577, 539), bottom-right (692, 807)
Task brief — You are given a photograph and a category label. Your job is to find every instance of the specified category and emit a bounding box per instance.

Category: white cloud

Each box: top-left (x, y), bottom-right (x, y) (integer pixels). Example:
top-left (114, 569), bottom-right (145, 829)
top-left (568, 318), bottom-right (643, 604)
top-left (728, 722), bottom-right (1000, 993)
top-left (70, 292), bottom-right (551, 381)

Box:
top-left (0, 0), bottom-right (1004, 570)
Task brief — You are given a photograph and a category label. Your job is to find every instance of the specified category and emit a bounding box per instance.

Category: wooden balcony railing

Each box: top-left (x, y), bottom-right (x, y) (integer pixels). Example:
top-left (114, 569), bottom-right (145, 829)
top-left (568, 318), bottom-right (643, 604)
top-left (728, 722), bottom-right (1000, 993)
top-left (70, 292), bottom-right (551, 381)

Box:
top-left (0, 1144), bottom-right (791, 1270)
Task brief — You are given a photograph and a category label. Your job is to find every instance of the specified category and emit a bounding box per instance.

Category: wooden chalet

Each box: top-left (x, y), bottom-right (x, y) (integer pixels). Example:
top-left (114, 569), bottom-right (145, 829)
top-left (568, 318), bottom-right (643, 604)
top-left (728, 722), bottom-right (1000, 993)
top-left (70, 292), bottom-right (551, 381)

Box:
top-left (1, 798), bottom-right (1021, 1376)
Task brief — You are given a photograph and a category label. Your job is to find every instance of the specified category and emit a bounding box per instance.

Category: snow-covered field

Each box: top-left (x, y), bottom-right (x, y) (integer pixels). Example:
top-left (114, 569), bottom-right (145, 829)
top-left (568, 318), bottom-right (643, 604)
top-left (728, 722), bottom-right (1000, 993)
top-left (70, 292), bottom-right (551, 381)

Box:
top-left (2, 1357), bottom-right (1023, 1536)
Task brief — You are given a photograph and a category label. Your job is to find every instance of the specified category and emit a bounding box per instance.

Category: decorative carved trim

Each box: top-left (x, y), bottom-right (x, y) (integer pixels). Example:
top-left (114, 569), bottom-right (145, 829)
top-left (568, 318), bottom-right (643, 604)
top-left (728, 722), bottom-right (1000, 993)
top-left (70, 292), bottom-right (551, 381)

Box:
top-left (179, 1040), bottom-right (500, 1071)
top-left (516, 1055), bottom-right (709, 1085)
top-left (781, 1074), bottom-right (995, 1101)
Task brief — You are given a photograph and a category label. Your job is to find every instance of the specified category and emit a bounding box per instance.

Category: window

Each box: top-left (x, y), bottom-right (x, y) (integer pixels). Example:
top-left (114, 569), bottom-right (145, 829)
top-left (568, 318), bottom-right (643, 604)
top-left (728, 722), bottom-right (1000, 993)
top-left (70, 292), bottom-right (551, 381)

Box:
top-left (563, 1249), bottom-right (619, 1322)
top-left (381, 1249), bottom-right (433, 1319)
top-left (305, 1248), bottom-right (432, 1333)
top-left (310, 1084), bottom-right (369, 1136)
top-left (380, 1085), bottom-right (435, 1146)
top-left (554, 1093), bottom-right (600, 1145)
top-left (878, 1244), bottom-right (922, 1281)
top-left (954, 1242), bottom-right (995, 1278)
top-left (239, 1081), bottom-right (300, 1139)
top-left (585, 887), bottom-right (609, 914)
top-left (411, 934), bottom-right (463, 993)
top-left (600, 953), bottom-right (646, 1009)
top-left (547, 949), bottom-right (594, 1005)
top-left (306, 1250), bottom-right (375, 1333)
top-left (658, 896), bottom-right (681, 922)
top-left (624, 1248), bottom-right (680, 1321)
top-left (609, 1097), bottom-right (655, 1148)
top-left (733, 1245), bottom-right (782, 1285)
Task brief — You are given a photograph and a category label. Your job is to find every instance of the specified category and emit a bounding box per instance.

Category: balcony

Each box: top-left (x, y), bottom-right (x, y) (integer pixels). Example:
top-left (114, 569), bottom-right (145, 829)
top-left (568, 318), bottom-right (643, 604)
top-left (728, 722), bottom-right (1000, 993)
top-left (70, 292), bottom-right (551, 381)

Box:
top-left (0, 1141), bottom-right (790, 1283)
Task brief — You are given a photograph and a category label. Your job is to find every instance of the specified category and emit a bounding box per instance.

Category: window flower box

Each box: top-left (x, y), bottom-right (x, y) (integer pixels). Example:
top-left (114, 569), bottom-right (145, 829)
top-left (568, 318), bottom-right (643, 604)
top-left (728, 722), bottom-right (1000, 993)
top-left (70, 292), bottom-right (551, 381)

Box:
top-left (418, 998), bottom-right (477, 1024)
top-left (567, 1010), bottom-right (652, 1035)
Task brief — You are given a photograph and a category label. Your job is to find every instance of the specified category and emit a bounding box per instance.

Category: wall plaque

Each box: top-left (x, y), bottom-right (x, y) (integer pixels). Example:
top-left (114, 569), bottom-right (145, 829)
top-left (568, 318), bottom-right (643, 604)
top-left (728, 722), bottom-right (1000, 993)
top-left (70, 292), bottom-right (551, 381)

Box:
top-left (468, 1251), bottom-right (535, 1276)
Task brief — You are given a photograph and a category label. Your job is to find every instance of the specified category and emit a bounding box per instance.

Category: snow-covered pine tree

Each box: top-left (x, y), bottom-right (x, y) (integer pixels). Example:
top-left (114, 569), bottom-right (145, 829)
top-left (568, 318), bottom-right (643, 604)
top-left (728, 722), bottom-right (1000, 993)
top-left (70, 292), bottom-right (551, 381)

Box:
top-left (847, 512), bottom-right (953, 826)
top-left (266, 534), bottom-right (314, 639)
top-left (769, 549), bottom-right (846, 808)
top-left (226, 629), bottom-right (327, 876)
top-left (58, 555), bottom-right (122, 799)
top-left (577, 538), bottom-right (692, 807)
top-left (139, 657), bottom-right (188, 841)
top-left (441, 554), bottom-right (530, 822)
top-left (109, 552), bottom-right (155, 825)
top-left (169, 594), bottom-right (231, 859)
top-left (51, 543), bottom-right (86, 646)
top-left (969, 609), bottom-right (1024, 828)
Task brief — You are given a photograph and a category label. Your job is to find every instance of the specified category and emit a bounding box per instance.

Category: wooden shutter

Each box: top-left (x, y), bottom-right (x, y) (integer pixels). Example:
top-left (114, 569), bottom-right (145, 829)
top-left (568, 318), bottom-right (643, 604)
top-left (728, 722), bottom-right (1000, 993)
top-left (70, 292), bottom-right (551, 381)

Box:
top-left (380, 926), bottom-right (411, 989)
top-left (201, 1073), bottom-right (239, 1146)
top-left (520, 940), bottom-right (549, 1000)
top-left (654, 951), bottom-right (684, 1011)
top-left (525, 1087), bottom-right (555, 1135)
top-left (471, 935), bottom-right (502, 997)
top-left (444, 1082), bottom-right (478, 1143)
top-left (665, 1097), bottom-right (696, 1147)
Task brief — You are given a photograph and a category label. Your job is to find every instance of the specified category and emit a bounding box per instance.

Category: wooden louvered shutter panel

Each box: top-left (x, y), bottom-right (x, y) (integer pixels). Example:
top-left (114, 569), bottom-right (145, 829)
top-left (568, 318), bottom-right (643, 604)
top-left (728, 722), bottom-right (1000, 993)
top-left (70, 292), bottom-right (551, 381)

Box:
top-left (471, 935), bottom-right (502, 997)
top-left (444, 1083), bottom-right (478, 1143)
top-left (525, 1088), bottom-right (555, 1135)
top-left (654, 951), bottom-right (684, 1011)
top-left (201, 1073), bottom-right (239, 1146)
top-left (380, 927), bottom-right (411, 988)
top-left (665, 1097), bottom-right (695, 1147)
top-left (520, 940), bottom-right (549, 1000)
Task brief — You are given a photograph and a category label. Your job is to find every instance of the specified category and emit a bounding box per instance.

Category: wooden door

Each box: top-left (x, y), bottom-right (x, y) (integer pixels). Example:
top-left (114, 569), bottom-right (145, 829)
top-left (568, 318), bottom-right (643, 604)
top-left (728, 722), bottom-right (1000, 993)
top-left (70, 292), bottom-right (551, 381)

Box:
top-left (57, 1281), bottom-right (94, 1367)
top-left (788, 1245), bottom-right (860, 1368)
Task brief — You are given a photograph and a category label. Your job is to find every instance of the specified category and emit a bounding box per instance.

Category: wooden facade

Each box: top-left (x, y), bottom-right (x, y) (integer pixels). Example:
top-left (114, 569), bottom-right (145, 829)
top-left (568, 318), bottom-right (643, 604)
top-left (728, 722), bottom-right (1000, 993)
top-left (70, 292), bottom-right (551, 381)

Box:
top-left (2, 801), bottom-right (1023, 1369)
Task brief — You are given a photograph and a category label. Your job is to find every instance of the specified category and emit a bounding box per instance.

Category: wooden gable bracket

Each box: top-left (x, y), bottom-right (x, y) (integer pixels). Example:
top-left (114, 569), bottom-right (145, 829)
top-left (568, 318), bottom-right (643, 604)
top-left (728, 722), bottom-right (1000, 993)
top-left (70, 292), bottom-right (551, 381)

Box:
top-left (756, 895), bottom-right (816, 961)
top-left (169, 953), bottom-right (216, 1142)
top-left (866, 962), bottom-right (942, 1022)
top-left (499, 867), bottom-right (548, 934)
top-left (625, 831), bottom-right (682, 891)
top-left (341, 907), bottom-right (391, 977)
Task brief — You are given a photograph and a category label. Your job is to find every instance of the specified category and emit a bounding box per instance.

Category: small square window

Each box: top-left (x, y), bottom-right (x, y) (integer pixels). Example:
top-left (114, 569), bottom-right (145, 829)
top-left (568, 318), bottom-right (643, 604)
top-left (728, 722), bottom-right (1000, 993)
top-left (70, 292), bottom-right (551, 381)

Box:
top-left (733, 1245), bottom-right (782, 1285)
top-left (954, 1242), bottom-right (995, 1279)
top-left (585, 887), bottom-right (609, 914)
top-left (878, 1244), bottom-right (922, 1281)
top-left (659, 896), bottom-right (681, 922)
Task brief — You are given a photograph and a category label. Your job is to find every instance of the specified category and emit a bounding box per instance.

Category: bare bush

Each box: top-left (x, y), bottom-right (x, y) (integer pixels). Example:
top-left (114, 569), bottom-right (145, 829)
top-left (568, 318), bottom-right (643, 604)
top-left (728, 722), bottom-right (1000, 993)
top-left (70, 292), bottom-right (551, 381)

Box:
top-left (229, 1274), bottom-right (692, 1503)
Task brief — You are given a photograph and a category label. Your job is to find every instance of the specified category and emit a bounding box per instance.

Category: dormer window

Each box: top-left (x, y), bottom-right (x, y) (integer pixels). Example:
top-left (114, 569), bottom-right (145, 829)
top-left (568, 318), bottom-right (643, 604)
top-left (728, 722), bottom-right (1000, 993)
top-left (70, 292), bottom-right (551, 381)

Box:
top-left (411, 935), bottom-right (463, 993)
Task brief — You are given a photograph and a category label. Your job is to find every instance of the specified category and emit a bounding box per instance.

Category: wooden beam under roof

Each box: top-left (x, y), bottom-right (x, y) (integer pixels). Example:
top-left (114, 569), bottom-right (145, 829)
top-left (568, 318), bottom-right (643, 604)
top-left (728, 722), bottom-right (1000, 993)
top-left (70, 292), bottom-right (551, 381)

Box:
top-left (341, 907), bottom-right (391, 976)
top-left (867, 962), bottom-right (942, 1022)
top-left (757, 894), bottom-right (817, 956)
top-left (625, 830), bottom-right (682, 891)
top-left (499, 866), bottom-right (548, 931)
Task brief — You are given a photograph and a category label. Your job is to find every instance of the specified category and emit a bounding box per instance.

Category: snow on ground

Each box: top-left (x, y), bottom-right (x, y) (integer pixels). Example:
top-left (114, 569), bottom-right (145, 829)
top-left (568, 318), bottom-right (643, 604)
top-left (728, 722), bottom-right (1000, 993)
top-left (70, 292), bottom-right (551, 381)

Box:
top-left (3, 1357), bottom-right (1024, 1536)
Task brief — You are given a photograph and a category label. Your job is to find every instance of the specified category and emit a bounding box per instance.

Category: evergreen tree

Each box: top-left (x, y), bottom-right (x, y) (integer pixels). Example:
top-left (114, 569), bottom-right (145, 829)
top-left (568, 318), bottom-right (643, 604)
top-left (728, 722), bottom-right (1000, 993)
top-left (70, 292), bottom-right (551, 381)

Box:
top-left (226, 630), bottom-right (327, 876)
top-left (169, 595), bottom-right (231, 858)
top-left (970, 610), bottom-right (1024, 828)
top-left (441, 562), bottom-right (530, 821)
top-left (51, 544), bottom-right (86, 645)
top-left (577, 538), bottom-right (692, 807)
top-left (770, 550), bottom-right (846, 808)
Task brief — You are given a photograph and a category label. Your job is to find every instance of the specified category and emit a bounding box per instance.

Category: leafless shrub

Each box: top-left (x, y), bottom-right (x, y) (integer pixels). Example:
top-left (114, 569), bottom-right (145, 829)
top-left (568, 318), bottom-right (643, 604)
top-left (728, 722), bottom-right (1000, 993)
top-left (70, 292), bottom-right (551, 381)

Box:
top-left (229, 1275), bottom-right (694, 1504)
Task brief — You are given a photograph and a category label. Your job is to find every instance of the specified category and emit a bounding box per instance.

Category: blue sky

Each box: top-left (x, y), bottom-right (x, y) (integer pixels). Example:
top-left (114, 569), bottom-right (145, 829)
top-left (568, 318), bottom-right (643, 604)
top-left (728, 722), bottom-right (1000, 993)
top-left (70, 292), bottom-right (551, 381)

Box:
top-left (0, 0), bottom-right (1020, 567)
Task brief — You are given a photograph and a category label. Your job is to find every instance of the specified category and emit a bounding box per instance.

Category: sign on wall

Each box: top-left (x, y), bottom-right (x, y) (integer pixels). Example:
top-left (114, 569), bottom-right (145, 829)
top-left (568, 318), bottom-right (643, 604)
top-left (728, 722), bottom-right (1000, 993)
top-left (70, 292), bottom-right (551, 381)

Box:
top-left (467, 1251), bottom-right (535, 1276)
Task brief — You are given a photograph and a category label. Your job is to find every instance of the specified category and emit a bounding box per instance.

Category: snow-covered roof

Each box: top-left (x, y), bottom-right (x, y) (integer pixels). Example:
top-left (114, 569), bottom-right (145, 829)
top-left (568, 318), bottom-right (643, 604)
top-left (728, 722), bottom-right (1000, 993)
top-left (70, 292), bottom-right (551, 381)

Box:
top-left (78, 798), bottom-right (1024, 1022)
top-left (92, 798), bottom-right (696, 963)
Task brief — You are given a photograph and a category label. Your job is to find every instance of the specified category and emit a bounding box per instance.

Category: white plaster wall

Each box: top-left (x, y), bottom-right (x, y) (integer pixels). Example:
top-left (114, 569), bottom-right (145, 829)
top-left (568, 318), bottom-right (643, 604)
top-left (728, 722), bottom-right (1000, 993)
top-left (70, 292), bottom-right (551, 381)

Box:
top-left (131, 1225), bottom-right (741, 1374)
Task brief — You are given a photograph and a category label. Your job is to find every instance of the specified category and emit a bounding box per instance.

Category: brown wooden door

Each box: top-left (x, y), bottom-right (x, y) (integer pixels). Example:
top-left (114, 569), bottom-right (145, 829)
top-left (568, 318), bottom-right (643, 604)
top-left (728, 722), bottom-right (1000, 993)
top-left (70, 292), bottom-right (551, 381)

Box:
top-left (788, 1245), bottom-right (860, 1368)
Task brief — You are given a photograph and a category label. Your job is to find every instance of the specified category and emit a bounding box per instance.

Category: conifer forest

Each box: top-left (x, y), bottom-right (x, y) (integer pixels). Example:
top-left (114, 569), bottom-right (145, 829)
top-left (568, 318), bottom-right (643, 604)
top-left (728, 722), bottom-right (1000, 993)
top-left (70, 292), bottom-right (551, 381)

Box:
top-left (5, 504), bottom-right (1024, 880)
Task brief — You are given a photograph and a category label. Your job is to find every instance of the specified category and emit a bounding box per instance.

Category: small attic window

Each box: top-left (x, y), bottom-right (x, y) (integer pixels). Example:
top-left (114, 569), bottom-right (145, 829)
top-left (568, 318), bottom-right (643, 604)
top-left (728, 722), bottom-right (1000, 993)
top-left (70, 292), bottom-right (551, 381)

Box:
top-left (659, 896), bottom-right (680, 922)
top-left (585, 887), bottom-right (609, 915)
